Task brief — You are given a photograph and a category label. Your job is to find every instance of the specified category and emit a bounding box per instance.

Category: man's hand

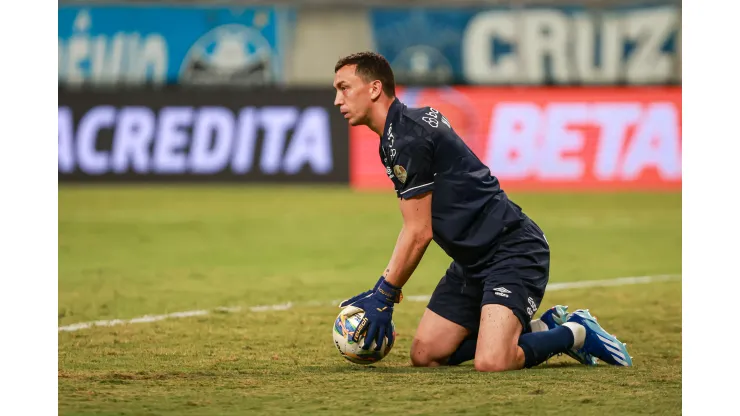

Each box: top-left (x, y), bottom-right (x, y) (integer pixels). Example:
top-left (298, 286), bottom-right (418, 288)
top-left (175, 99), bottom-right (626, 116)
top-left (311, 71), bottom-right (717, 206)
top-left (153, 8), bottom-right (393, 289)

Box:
top-left (345, 278), bottom-right (402, 350)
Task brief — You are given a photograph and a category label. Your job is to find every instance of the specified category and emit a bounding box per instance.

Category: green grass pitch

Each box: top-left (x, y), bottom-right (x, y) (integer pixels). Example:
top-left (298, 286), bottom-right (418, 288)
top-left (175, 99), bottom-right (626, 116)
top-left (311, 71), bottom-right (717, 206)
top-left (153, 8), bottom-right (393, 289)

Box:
top-left (59, 186), bottom-right (681, 415)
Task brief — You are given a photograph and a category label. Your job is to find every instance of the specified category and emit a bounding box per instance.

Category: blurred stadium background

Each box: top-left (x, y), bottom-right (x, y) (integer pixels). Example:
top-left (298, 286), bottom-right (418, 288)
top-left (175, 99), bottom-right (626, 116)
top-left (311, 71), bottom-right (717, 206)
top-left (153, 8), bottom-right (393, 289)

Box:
top-left (59, 0), bottom-right (681, 189)
top-left (58, 0), bottom-right (682, 414)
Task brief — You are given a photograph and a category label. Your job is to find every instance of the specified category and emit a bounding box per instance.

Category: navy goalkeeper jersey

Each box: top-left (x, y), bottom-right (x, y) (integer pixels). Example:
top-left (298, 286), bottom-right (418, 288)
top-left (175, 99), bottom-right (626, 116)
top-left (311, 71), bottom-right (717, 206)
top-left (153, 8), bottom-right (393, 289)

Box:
top-left (379, 98), bottom-right (528, 271)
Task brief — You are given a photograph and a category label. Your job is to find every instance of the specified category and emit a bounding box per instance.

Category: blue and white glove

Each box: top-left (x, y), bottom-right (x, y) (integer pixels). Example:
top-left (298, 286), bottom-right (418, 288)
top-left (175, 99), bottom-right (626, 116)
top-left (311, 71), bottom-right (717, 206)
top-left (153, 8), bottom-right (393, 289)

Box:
top-left (338, 276), bottom-right (385, 308)
top-left (341, 278), bottom-right (402, 351)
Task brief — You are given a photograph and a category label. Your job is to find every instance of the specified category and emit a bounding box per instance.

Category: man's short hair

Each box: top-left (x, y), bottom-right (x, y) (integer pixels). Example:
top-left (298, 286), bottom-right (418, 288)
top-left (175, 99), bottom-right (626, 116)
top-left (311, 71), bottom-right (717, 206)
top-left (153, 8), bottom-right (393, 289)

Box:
top-left (335, 51), bottom-right (396, 98)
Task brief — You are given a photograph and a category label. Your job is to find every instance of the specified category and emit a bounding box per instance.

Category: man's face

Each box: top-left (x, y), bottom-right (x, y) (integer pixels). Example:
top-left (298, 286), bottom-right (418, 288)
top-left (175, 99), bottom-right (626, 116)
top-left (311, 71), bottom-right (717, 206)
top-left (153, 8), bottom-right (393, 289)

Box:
top-left (333, 65), bottom-right (374, 126)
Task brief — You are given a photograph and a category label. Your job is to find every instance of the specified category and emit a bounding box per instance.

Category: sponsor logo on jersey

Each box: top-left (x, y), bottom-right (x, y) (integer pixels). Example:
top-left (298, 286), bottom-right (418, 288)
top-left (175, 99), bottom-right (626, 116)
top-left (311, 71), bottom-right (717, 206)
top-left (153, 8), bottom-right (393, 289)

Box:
top-left (393, 165), bottom-right (408, 183)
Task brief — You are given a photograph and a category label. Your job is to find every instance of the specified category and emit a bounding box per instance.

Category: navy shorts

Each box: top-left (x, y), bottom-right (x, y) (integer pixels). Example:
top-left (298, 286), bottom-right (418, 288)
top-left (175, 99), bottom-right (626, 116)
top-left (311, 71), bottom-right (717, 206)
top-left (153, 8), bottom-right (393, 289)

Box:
top-left (426, 218), bottom-right (550, 335)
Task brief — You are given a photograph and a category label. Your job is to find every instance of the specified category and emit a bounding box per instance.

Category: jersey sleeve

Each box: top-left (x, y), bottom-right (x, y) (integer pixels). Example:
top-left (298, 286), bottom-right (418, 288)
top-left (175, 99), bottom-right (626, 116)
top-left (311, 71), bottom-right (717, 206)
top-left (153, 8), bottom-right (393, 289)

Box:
top-left (391, 136), bottom-right (435, 199)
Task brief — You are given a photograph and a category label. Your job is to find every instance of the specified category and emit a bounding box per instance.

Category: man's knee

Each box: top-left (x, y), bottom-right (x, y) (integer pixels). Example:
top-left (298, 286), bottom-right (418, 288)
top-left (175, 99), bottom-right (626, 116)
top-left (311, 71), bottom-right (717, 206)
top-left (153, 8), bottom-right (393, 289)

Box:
top-left (474, 346), bottom-right (524, 373)
top-left (474, 357), bottom-right (510, 372)
top-left (474, 304), bottom-right (527, 372)
top-left (410, 338), bottom-right (448, 367)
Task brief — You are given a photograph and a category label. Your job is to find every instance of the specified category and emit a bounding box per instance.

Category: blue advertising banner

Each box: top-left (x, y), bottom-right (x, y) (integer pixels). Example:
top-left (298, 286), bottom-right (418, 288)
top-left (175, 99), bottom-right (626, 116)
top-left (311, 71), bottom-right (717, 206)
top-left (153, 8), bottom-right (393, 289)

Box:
top-left (370, 4), bottom-right (681, 85)
top-left (58, 6), bottom-right (293, 86)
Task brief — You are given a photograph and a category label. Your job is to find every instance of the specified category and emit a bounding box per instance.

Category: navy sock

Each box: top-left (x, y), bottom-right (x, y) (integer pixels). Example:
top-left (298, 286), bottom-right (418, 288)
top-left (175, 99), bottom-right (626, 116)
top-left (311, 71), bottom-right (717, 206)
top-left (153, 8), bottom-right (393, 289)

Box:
top-left (446, 339), bottom-right (477, 365)
top-left (517, 326), bottom-right (574, 368)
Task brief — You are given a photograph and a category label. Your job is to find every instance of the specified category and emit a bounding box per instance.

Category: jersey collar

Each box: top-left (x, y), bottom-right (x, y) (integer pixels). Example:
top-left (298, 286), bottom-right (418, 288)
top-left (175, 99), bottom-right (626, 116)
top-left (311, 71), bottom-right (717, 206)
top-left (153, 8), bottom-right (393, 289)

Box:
top-left (381, 98), bottom-right (404, 142)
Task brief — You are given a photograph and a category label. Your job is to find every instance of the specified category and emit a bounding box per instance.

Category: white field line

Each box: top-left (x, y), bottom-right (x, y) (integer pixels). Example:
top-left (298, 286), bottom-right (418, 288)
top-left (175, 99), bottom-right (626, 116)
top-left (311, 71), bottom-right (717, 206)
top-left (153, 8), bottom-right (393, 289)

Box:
top-left (58, 274), bottom-right (680, 332)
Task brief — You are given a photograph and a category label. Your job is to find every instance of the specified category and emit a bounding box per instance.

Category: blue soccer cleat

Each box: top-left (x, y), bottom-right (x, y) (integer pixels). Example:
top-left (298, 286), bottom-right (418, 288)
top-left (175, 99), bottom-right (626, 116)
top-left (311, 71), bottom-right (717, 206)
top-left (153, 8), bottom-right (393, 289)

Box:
top-left (539, 305), bottom-right (598, 366)
top-left (566, 309), bottom-right (633, 367)
top-left (539, 305), bottom-right (570, 330)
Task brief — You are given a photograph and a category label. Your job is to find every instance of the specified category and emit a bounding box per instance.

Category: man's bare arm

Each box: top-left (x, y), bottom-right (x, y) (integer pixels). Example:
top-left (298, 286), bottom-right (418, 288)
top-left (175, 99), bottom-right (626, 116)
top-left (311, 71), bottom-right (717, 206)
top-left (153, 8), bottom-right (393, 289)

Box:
top-left (382, 191), bottom-right (433, 288)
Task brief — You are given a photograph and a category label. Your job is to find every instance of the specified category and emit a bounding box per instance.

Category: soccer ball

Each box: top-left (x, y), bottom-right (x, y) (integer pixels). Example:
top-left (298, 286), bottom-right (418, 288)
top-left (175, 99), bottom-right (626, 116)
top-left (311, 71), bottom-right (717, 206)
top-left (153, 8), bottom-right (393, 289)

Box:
top-left (332, 305), bottom-right (395, 365)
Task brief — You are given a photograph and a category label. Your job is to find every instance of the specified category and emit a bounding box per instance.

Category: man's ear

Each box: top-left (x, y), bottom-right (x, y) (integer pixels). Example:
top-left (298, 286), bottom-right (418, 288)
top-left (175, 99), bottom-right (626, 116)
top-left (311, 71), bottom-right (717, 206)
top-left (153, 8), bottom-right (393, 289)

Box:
top-left (370, 80), bottom-right (383, 101)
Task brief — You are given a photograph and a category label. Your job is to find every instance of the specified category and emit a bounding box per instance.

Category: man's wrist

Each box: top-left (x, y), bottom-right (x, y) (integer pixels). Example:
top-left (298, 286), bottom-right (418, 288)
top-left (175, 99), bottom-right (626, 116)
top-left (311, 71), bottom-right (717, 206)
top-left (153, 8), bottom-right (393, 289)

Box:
top-left (377, 278), bottom-right (403, 303)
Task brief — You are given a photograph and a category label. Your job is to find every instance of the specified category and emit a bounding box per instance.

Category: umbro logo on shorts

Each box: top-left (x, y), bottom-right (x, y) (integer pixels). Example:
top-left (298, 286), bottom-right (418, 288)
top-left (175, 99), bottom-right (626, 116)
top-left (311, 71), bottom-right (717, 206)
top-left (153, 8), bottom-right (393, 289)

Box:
top-left (492, 287), bottom-right (511, 298)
